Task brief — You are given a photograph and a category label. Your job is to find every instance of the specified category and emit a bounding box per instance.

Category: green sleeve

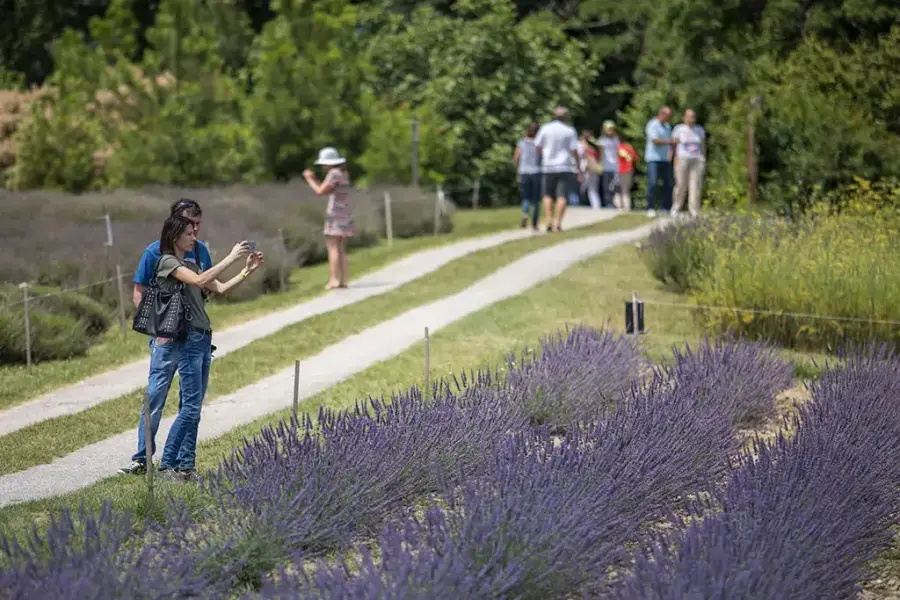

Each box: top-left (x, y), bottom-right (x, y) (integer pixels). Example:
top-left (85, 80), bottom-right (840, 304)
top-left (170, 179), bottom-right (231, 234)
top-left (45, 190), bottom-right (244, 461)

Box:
top-left (156, 254), bottom-right (183, 280)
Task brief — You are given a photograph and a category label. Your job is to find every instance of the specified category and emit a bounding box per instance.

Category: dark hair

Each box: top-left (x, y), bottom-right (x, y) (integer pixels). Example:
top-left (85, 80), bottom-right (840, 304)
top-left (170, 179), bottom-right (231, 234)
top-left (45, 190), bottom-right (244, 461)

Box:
top-left (526, 121), bottom-right (538, 137)
top-left (160, 215), bottom-right (194, 256)
top-left (170, 197), bottom-right (202, 218)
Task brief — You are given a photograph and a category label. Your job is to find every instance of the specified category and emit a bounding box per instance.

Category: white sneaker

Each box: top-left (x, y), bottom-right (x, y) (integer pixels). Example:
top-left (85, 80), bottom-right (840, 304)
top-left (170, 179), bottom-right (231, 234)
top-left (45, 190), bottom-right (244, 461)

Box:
top-left (646, 209), bottom-right (657, 217)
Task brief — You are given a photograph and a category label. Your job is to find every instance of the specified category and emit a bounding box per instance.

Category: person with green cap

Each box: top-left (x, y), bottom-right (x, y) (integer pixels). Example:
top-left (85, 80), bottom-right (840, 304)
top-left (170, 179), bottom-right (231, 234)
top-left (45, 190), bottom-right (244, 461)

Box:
top-left (597, 120), bottom-right (621, 208)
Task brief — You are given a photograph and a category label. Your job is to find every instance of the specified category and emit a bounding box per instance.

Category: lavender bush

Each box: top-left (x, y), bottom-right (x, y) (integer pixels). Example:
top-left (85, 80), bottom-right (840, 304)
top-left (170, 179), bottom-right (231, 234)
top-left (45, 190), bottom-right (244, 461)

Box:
top-left (0, 330), bottom-right (816, 598)
top-left (610, 346), bottom-right (900, 600)
top-left (504, 324), bottom-right (646, 428)
top-left (272, 346), bottom-right (771, 598)
top-left (662, 336), bottom-right (795, 427)
top-left (199, 377), bottom-right (525, 589)
top-left (0, 503), bottom-right (214, 599)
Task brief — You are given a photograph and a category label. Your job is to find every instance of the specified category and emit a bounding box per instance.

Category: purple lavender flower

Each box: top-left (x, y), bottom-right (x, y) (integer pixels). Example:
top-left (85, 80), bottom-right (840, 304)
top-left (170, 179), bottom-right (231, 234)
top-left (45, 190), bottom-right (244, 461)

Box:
top-left (661, 336), bottom-right (795, 427)
top-left (610, 346), bottom-right (900, 600)
top-left (0, 502), bottom-right (213, 599)
top-left (504, 324), bottom-right (646, 428)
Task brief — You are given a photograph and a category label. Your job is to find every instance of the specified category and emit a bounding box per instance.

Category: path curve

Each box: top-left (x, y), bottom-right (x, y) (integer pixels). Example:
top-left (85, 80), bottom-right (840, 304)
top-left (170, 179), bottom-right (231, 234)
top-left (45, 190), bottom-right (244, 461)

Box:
top-left (0, 220), bottom-right (660, 507)
top-left (0, 209), bottom-right (619, 438)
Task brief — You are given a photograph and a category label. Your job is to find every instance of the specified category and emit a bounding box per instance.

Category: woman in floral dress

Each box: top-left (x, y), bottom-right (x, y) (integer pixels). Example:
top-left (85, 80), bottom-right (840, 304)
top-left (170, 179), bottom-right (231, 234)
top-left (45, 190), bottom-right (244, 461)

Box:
top-left (303, 147), bottom-right (354, 289)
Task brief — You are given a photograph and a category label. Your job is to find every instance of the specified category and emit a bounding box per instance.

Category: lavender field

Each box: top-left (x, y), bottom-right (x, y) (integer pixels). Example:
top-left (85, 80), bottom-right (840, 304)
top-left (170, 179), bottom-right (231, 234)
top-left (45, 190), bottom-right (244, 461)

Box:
top-left (2, 326), bottom-right (898, 599)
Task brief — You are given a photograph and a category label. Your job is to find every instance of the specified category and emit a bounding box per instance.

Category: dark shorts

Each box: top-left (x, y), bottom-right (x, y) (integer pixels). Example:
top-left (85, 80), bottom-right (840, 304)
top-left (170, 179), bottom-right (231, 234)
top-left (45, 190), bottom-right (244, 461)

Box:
top-left (541, 172), bottom-right (577, 200)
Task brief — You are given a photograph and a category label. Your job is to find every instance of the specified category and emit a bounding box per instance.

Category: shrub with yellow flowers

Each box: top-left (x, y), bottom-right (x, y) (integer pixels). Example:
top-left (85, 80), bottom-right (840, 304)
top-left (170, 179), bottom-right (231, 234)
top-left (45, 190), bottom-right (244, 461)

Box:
top-left (643, 180), bottom-right (900, 351)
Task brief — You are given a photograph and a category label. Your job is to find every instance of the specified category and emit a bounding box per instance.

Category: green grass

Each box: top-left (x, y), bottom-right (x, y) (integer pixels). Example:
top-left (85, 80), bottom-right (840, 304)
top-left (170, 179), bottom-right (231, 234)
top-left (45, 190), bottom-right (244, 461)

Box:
top-left (0, 208), bottom-right (526, 411)
top-left (0, 214), bottom-right (650, 476)
top-left (0, 232), bottom-right (822, 541)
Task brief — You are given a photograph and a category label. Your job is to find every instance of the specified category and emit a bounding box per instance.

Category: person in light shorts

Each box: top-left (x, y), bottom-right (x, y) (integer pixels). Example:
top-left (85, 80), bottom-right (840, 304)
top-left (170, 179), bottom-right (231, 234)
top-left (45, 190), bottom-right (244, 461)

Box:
top-left (535, 106), bottom-right (582, 232)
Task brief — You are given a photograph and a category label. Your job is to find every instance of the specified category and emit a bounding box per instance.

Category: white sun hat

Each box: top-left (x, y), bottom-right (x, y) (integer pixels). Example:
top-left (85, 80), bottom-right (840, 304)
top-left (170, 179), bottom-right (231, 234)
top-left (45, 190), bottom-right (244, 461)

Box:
top-left (314, 147), bottom-right (347, 166)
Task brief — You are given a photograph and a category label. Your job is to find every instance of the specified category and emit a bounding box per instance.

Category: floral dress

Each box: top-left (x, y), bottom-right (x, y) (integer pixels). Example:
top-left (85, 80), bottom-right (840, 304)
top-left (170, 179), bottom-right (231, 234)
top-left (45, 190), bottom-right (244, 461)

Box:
top-left (323, 168), bottom-right (355, 237)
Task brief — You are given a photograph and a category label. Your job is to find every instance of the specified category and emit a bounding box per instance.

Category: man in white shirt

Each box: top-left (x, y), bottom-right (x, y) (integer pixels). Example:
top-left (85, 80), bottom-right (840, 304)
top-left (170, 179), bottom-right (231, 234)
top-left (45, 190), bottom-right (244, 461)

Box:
top-left (535, 106), bottom-right (582, 232)
top-left (670, 108), bottom-right (707, 218)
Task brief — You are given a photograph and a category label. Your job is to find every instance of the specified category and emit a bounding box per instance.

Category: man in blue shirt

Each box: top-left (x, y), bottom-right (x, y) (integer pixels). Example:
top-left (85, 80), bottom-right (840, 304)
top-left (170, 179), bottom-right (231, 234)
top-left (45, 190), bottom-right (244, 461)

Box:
top-left (644, 106), bottom-right (677, 216)
top-left (132, 198), bottom-right (213, 307)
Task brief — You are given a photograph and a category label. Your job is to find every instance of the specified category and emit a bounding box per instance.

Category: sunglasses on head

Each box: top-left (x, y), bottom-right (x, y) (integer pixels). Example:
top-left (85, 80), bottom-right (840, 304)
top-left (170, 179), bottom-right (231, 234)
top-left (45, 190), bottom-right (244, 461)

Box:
top-left (172, 198), bottom-right (201, 214)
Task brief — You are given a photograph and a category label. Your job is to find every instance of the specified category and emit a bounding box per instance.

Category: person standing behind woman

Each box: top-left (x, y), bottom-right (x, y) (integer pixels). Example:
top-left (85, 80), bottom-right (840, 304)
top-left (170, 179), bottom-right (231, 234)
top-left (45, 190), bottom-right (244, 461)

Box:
top-left (597, 121), bottom-right (621, 208)
top-left (513, 121), bottom-right (542, 230)
top-left (614, 134), bottom-right (639, 211)
top-left (670, 108), bottom-right (707, 218)
top-left (304, 147), bottom-right (354, 289)
top-left (121, 215), bottom-right (263, 480)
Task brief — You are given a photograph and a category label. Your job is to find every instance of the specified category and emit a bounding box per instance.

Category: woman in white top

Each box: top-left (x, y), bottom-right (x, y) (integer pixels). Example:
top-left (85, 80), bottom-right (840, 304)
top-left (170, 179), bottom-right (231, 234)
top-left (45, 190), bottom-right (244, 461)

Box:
top-left (671, 109), bottom-right (706, 218)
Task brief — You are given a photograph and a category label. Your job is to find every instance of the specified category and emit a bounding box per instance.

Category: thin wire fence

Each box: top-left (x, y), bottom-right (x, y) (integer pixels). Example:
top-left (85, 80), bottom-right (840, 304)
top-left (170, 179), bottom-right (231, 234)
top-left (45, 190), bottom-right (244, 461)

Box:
top-left (638, 298), bottom-right (900, 328)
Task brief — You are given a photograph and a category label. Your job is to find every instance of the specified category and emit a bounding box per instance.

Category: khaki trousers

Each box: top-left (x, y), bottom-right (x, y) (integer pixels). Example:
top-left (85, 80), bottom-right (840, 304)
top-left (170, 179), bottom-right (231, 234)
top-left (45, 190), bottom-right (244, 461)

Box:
top-left (672, 158), bottom-right (705, 217)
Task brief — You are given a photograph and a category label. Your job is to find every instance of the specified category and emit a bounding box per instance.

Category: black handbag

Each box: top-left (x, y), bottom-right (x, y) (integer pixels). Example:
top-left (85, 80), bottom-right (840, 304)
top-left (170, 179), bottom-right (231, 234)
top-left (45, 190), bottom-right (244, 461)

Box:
top-left (132, 256), bottom-right (192, 340)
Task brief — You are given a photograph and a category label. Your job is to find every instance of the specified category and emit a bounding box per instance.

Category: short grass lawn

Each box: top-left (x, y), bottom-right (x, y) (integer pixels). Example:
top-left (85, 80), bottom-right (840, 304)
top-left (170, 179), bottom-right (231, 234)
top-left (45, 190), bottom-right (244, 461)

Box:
top-left (0, 231), bottom-right (823, 541)
top-left (0, 214), bottom-right (650, 477)
top-left (0, 208), bottom-right (527, 411)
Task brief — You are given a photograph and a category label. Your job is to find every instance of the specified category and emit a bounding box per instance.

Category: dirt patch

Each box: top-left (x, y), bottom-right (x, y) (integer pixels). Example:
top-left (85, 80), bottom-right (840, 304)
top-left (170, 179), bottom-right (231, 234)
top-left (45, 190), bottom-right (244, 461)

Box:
top-left (736, 384), bottom-right (810, 450)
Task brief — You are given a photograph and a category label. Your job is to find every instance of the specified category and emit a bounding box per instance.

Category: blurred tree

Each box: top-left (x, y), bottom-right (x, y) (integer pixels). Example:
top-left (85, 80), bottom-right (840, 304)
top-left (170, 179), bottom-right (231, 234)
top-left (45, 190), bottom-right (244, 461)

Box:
top-left (358, 100), bottom-right (459, 186)
top-left (363, 0), bottom-right (596, 201)
top-left (244, 0), bottom-right (371, 180)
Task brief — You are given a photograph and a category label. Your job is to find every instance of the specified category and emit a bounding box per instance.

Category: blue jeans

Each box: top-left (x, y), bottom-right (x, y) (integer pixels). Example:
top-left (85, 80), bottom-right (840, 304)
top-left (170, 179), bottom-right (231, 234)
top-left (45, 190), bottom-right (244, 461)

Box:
top-left (132, 338), bottom-right (181, 463)
top-left (519, 173), bottom-right (541, 228)
top-left (646, 161), bottom-right (673, 211)
top-left (161, 330), bottom-right (212, 471)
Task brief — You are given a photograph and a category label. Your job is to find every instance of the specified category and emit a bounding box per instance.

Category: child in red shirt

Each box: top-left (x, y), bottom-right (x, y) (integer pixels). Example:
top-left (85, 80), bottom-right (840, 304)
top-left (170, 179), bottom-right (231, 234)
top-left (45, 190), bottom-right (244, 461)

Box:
top-left (615, 137), bottom-right (639, 211)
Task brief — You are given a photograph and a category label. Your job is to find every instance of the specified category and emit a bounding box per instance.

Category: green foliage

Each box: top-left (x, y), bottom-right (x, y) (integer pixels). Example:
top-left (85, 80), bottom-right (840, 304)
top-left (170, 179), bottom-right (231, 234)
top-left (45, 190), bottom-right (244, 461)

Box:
top-left (3, 0), bottom-right (898, 211)
top-left (363, 0), bottom-right (596, 201)
top-left (245, 0), bottom-right (371, 181)
top-left (8, 29), bottom-right (107, 192)
top-left (0, 284), bottom-right (112, 365)
top-left (0, 308), bottom-right (91, 365)
top-left (358, 101), bottom-right (458, 186)
top-left (27, 286), bottom-right (112, 336)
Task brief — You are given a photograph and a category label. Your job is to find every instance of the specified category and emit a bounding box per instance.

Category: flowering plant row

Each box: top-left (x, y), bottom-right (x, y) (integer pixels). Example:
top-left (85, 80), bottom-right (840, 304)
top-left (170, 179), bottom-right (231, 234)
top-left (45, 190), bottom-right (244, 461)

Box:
top-left (1, 328), bottom-right (802, 599)
top-left (257, 336), bottom-right (794, 598)
top-left (611, 345), bottom-right (900, 599)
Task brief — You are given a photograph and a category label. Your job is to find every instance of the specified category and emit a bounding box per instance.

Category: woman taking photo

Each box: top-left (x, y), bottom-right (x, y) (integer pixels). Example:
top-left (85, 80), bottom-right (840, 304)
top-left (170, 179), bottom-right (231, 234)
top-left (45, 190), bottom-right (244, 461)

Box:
top-left (304, 147), bottom-right (354, 289)
top-left (121, 214), bottom-right (263, 481)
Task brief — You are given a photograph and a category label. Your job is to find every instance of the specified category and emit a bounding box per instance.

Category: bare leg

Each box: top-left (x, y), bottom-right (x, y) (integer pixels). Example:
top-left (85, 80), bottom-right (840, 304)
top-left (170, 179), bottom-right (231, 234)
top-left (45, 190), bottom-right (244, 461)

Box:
top-left (542, 195), bottom-right (553, 230)
top-left (338, 237), bottom-right (349, 287)
top-left (325, 236), bottom-right (340, 289)
top-left (553, 197), bottom-right (567, 231)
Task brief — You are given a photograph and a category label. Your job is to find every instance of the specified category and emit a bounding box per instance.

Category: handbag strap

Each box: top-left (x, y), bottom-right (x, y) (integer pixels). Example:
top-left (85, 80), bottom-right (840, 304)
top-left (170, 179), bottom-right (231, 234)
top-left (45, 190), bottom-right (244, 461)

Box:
top-left (151, 253), bottom-right (186, 291)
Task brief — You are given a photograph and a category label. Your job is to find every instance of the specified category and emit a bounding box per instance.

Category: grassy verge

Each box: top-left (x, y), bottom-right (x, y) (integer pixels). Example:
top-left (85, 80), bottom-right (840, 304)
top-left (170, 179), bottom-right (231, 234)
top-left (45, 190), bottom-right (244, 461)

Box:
top-left (0, 214), bottom-right (649, 476)
top-left (0, 208), bottom-right (526, 411)
top-left (0, 229), bottom-right (823, 541)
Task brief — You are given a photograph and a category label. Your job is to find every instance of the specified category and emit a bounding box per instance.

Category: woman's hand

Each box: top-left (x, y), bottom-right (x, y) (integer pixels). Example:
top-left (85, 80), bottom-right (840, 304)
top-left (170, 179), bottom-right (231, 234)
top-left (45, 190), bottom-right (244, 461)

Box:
top-left (245, 251), bottom-right (265, 274)
top-left (229, 241), bottom-right (251, 262)
top-left (303, 169), bottom-right (315, 180)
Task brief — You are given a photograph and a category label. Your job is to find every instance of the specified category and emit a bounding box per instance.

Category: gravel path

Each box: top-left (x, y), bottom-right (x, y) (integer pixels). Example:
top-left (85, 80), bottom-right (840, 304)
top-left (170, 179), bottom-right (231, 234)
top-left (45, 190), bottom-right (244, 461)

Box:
top-left (0, 220), bottom-right (659, 507)
top-left (0, 208), bottom-right (620, 438)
